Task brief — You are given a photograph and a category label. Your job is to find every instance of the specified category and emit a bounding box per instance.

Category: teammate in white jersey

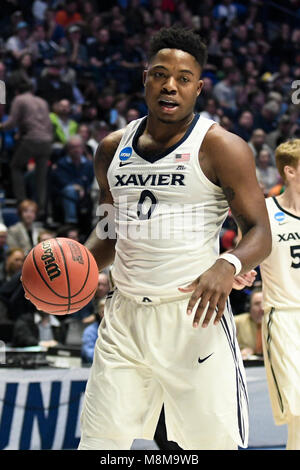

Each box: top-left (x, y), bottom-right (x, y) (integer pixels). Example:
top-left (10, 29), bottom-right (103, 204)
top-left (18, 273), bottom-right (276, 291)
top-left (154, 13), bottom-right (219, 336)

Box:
top-left (78, 26), bottom-right (271, 451)
top-left (260, 139), bottom-right (300, 450)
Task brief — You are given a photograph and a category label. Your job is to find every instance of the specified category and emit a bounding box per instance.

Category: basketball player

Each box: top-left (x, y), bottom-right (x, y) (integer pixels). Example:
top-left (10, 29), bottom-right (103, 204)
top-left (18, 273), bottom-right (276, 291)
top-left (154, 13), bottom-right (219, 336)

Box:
top-left (78, 27), bottom-right (271, 451)
top-left (260, 139), bottom-right (300, 450)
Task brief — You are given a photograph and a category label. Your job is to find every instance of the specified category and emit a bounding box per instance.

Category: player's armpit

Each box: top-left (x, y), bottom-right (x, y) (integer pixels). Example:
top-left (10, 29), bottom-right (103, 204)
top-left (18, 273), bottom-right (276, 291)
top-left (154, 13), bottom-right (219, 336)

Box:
top-left (202, 126), bottom-right (272, 274)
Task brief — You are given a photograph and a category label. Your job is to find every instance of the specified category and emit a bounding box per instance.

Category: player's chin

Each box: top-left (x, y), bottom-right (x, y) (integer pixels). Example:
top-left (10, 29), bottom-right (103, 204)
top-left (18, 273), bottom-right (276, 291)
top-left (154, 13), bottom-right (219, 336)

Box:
top-left (156, 110), bottom-right (182, 124)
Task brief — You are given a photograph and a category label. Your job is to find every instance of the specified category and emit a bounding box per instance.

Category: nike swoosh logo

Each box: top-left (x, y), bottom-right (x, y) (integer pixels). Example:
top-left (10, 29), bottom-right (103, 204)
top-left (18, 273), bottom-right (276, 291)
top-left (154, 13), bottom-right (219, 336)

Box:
top-left (119, 161), bottom-right (133, 167)
top-left (198, 353), bottom-right (213, 364)
top-left (278, 222), bottom-right (288, 225)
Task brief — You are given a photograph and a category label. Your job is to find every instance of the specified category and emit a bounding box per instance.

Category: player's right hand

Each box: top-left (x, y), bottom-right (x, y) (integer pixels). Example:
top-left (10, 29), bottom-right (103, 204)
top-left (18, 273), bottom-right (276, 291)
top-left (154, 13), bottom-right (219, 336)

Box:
top-left (178, 259), bottom-right (236, 329)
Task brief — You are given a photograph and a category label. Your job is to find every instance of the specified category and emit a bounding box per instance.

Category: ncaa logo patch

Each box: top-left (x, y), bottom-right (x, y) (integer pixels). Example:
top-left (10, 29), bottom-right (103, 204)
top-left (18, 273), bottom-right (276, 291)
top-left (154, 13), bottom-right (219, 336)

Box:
top-left (119, 147), bottom-right (132, 162)
top-left (274, 211), bottom-right (285, 222)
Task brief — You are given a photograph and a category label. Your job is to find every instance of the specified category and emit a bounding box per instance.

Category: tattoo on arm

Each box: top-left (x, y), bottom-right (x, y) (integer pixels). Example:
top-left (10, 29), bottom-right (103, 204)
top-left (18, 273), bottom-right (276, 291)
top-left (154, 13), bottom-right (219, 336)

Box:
top-left (223, 186), bottom-right (253, 235)
top-left (235, 214), bottom-right (253, 235)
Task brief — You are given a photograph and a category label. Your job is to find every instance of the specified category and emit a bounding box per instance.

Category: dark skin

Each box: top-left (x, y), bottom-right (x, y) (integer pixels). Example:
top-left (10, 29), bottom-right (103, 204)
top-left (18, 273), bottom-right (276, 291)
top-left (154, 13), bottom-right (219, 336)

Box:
top-left (87, 48), bottom-right (271, 329)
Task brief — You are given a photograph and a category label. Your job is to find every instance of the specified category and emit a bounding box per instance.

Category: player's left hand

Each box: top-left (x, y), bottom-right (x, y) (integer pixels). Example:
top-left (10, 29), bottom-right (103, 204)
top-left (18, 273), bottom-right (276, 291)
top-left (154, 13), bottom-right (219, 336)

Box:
top-left (178, 259), bottom-right (236, 329)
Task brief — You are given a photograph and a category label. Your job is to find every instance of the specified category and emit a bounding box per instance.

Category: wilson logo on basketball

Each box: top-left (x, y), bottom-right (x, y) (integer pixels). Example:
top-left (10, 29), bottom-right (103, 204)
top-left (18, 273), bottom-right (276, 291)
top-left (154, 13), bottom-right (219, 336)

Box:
top-left (41, 241), bottom-right (61, 281)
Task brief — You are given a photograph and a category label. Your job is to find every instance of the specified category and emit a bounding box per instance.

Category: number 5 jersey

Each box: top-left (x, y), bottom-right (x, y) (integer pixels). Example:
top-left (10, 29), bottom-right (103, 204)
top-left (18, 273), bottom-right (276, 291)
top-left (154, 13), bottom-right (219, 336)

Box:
top-left (260, 196), bottom-right (300, 311)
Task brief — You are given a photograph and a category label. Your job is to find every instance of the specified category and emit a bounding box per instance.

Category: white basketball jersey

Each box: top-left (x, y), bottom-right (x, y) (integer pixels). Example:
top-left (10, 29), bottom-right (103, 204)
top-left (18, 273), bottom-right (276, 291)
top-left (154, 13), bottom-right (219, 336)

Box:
top-left (107, 114), bottom-right (229, 298)
top-left (260, 197), bottom-right (300, 310)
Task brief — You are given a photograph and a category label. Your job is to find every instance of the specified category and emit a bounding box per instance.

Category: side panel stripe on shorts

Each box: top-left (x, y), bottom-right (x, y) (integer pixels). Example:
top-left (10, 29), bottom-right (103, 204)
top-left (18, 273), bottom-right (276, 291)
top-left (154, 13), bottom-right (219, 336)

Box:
top-left (266, 307), bottom-right (284, 413)
top-left (224, 300), bottom-right (249, 405)
top-left (220, 314), bottom-right (246, 445)
top-left (219, 301), bottom-right (249, 445)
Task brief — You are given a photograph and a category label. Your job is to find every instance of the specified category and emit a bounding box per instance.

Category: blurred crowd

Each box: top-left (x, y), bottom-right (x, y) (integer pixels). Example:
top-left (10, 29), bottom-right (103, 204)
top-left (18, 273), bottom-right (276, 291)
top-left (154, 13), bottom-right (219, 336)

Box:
top-left (0, 0), bottom-right (299, 358)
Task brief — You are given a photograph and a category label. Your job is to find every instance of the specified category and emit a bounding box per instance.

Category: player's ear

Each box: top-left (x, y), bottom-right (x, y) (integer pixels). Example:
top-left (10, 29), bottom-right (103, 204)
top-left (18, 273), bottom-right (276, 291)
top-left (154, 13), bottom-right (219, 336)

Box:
top-left (197, 79), bottom-right (204, 97)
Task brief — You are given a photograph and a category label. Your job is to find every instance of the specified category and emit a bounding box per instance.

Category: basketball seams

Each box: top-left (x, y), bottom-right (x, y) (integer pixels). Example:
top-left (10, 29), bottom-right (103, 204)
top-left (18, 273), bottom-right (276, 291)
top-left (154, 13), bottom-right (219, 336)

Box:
top-left (55, 238), bottom-right (71, 313)
top-left (22, 279), bottom-right (97, 308)
top-left (22, 237), bottom-right (98, 315)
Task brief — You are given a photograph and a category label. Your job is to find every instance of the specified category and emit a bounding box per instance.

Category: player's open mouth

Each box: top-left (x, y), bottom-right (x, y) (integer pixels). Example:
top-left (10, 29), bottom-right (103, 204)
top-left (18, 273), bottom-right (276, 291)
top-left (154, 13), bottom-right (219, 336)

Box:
top-left (158, 99), bottom-right (179, 111)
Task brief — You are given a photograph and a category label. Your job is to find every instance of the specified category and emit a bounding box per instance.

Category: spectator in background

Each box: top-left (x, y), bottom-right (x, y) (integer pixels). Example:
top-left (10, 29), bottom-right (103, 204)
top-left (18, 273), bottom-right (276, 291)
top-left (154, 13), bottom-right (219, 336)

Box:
top-left (199, 98), bottom-right (220, 123)
top-left (64, 24), bottom-right (88, 70)
top-left (248, 128), bottom-right (275, 165)
top-left (81, 272), bottom-right (110, 363)
top-left (87, 27), bottom-right (119, 88)
top-left (256, 149), bottom-right (280, 196)
top-left (81, 299), bottom-right (105, 364)
top-left (96, 88), bottom-right (116, 123)
top-left (55, 0), bottom-right (83, 28)
top-left (87, 120), bottom-right (111, 156)
top-left (253, 100), bottom-right (280, 134)
top-left (126, 108), bottom-right (140, 123)
top-left (50, 99), bottom-right (78, 150)
top-left (265, 114), bottom-right (294, 151)
top-left (37, 228), bottom-right (56, 243)
top-left (50, 135), bottom-right (94, 225)
top-left (5, 21), bottom-right (31, 63)
top-left (219, 114), bottom-right (234, 132)
top-left (7, 199), bottom-right (41, 254)
top-left (29, 23), bottom-right (59, 73)
top-left (116, 34), bottom-right (146, 93)
top-left (233, 110), bottom-right (254, 142)
top-left (2, 248), bottom-right (25, 282)
top-left (52, 47), bottom-right (77, 87)
top-left (63, 271), bottom-right (109, 347)
top-left (78, 123), bottom-right (94, 160)
top-left (0, 267), bottom-right (32, 330)
top-left (37, 60), bottom-right (74, 106)
top-left (212, 67), bottom-right (240, 115)
top-left (0, 81), bottom-right (53, 219)
top-left (110, 94), bottom-right (129, 130)
top-left (32, 0), bottom-right (48, 23)
top-left (213, 0), bottom-right (239, 27)
top-left (0, 223), bottom-right (8, 284)
top-left (44, 8), bottom-right (66, 44)
top-left (220, 229), bottom-right (237, 253)
top-left (6, 52), bottom-right (36, 95)
top-left (235, 288), bottom-right (264, 360)
top-left (12, 309), bottom-right (67, 348)
top-left (0, 102), bottom-right (17, 160)
top-left (56, 224), bottom-right (81, 242)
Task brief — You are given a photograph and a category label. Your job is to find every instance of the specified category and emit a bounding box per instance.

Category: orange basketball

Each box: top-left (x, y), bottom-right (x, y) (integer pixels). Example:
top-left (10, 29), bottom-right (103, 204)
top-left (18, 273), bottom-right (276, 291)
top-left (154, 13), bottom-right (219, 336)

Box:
top-left (21, 237), bottom-right (99, 315)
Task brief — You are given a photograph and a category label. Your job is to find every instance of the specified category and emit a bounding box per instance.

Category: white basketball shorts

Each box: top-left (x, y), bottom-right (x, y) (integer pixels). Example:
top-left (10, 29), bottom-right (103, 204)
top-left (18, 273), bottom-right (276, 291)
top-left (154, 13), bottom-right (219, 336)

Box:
top-left (79, 289), bottom-right (249, 450)
top-left (262, 308), bottom-right (300, 425)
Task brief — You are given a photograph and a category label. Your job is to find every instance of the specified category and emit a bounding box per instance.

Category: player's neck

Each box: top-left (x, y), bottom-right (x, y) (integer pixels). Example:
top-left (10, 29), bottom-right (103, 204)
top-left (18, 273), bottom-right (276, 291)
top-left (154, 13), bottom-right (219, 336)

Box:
top-left (277, 186), bottom-right (300, 216)
top-left (145, 112), bottom-right (195, 143)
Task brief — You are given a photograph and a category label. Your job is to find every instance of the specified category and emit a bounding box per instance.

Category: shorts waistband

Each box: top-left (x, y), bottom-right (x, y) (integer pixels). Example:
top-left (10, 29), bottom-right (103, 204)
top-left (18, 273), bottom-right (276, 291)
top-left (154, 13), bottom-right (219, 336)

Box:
top-left (111, 287), bottom-right (191, 305)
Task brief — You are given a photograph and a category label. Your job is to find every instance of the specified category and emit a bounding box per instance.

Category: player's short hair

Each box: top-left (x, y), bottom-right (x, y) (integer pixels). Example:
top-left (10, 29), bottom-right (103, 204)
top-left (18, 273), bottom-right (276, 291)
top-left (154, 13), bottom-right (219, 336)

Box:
top-left (275, 139), bottom-right (300, 181)
top-left (148, 26), bottom-right (207, 70)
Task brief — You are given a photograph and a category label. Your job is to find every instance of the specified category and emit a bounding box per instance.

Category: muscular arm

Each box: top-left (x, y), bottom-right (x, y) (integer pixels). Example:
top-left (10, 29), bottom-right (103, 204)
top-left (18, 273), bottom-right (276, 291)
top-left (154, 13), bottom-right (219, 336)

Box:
top-left (204, 125), bottom-right (272, 273)
top-left (180, 125), bottom-right (271, 328)
top-left (85, 129), bottom-right (124, 271)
